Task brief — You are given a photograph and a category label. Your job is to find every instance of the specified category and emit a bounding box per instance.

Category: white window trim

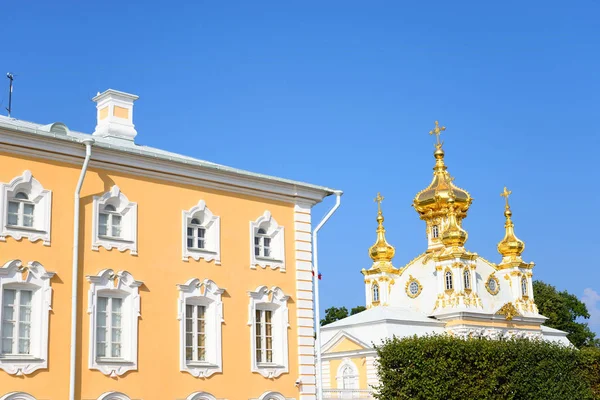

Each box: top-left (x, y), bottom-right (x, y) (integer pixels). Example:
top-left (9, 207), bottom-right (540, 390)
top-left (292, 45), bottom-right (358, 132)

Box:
top-left (86, 269), bottom-right (142, 377)
top-left (177, 278), bottom-right (225, 378)
top-left (0, 259), bottom-right (55, 376)
top-left (186, 392), bottom-right (222, 400)
top-left (336, 357), bottom-right (359, 389)
top-left (248, 285), bottom-right (290, 378)
top-left (0, 170), bottom-right (52, 246)
top-left (250, 211), bottom-right (285, 271)
top-left (0, 393), bottom-right (37, 400)
top-left (97, 392), bottom-right (130, 400)
top-left (182, 200), bottom-right (221, 264)
top-left (250, 392), bottom-right (294, 400)
top-left (92, 185), bottom-right (137, 255)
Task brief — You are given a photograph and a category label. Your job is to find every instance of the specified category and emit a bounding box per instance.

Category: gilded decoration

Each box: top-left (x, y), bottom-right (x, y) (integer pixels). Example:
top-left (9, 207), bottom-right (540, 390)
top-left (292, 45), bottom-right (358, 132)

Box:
top-left (496, 302), bottom-right (521, 321)
top-left (485, 274), bottom-right (500, 295)
top-left (497, 187), bottom-right (526, 263)
top-left (369, 193), bottom-right (396, 263)
top-left (405, 275), bottom-right (422, 299)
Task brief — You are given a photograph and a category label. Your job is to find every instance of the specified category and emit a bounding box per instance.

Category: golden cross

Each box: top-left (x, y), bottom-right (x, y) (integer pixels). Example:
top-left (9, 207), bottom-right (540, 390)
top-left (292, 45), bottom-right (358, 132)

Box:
top-left (374, 192), bottom-right (384, 213)
top-left (500, 186), bottom-right (512, 208)
top-left (429, 120), bottom-right (446, 145)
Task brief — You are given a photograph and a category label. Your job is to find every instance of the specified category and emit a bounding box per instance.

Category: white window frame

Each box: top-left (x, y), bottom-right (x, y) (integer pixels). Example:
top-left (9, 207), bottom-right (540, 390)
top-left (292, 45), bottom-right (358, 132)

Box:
top-left (177, 278), bottom-right (225, 378)
top-left (250, 211), bottom-right (285, 271)
top-left (92, 185), bottom-right (137, 255)
top-left (445, 270), bottom-right (454, 291)
top-left (97, 392), bottom-right (131, 400)
top-left (372, 283), bottom-right (380, 303)
top-left (0, 170), bottom-right (52, 246)
top-left (248, 286), bottom-right (290, 378)
top-left (185, 392), bottom-right (219, 400)
top-left (336, 357), bottom-right (359, 390)
top-left (86, 269), bottom-right (142, 377)
top-left (250, 392), bottom-right (294, 400)
top-left (0, 260), bottom-right (55, 376)
top-left (182, 200), bottom-right (221, 264)
top-left (463, 268), bottom-right (471, 291)
top-left (0, 393), bottom-right (37, 400)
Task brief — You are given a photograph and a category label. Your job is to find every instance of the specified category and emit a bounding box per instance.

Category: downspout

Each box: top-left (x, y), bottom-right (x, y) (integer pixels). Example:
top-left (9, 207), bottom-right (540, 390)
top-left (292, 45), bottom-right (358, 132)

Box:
top-left (313, 190), bottom-right (342, 400)
top-left (69, 138), bottom-right (94, 400)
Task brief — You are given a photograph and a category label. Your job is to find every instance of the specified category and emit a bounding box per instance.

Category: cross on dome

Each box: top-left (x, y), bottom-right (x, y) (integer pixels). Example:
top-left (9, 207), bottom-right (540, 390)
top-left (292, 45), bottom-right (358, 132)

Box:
top-left (501, 186), bottom-right (512, 209)
top-left (429, 120), bottom-right (446, 146)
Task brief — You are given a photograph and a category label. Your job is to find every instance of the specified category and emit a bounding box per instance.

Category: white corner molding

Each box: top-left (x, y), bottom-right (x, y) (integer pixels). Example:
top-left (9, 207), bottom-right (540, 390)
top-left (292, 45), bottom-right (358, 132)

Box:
top-left (247, 285), bottom-right (290, 378)
top-left (92, 185), bottom-right (137, 255)
top-left (0, 393), bottom-right (37, 400)
top-left (177, 278), bottom-right (225, 378)
top-left (97, 392), bottom-right (131, 400)
top-left (250, 211), bottom-right (285, 271)
top-left (0, 260), bottom-right (55, 376)
top-left (182, 200), bottom-right (221, 264)
top-left (86, 269), bottom-right (143, 377)
top-left (250, 392), bottom-right (294, 400)
top-left (0, 170), bottom-right (52, 246)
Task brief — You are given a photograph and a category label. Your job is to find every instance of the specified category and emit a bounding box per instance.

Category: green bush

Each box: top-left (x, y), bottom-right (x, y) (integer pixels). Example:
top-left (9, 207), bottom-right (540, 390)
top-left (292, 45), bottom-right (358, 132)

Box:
top-left (374, 335), bottom-right (600, 400)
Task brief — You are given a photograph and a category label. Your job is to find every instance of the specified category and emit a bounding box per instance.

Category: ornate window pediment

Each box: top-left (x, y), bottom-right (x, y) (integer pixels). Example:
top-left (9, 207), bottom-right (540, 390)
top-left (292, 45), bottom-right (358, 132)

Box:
top-left (182, 200), bottom-right (221, 264)
top-left (96, 392), bottom-right (131, 400)
top-left (250, 211), bottom-right (285, 271)
top-left (0, 260), bottom-right (55, 376)
top-left (92, 186), bottom-right (137, 255)
top-left (248, 286), bottom-right (290, 378)
top-left (185, 392), bottom-right (220, 400)
top-left (0, 393), bottom-right (37, 400)
top-left (86, 269), bottom-right (142, 377)
top-left (250, 392), bottom-right (294, 400)
top-left (177, 278), bottom-right (225, 378)
top-left (0, 171), bottom-right (52, 245)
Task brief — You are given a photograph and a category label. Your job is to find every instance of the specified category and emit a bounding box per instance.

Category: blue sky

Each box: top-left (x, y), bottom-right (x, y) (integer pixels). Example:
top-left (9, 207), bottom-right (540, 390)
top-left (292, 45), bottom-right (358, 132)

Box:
top-left (2, 1), bottom-right (598, 333)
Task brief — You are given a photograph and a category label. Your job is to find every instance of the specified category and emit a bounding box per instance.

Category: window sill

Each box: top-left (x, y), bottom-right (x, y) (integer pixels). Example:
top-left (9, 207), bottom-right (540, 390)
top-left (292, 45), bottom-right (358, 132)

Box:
top-left (96, 357), bottom-right (134, 365)
top-left (256, 256), bottom-right (283, 263)
top-left (186, 248), bottom-right (217, 254)
top-left (0, 355), bottom-right (43, 362)
top-left (98, 235), bottom-right (133, 243)
top-left (186, 361), bottom-right (218, 368)
top-left (5, 225), bottom-right (46, 233)
top-left (257, 362), bottom-right (285, 369)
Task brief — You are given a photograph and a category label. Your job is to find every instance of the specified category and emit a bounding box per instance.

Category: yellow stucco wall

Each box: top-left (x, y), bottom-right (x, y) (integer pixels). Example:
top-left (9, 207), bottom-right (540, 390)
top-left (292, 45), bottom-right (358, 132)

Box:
top-left (0, 151), bottom-right (303, 399)
top-left (327, 336), bottom-right (365, 353)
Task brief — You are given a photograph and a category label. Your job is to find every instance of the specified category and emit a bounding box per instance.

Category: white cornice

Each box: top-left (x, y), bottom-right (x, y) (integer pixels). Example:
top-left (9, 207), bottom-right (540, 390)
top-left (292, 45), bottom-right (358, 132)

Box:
top-left (0, 124), bottom-right (338, 205)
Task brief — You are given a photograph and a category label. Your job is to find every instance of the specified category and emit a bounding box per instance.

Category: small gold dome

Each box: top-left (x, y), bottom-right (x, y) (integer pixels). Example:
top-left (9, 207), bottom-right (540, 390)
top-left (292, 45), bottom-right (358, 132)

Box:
top-left (497, 187), bottom-right (525, 258)
top-left (413, 143), bottom-right (472, 220)
top-left (369, 193), bottom-right (396, 262)
top-left (441, 195), bottom-right (468, 247)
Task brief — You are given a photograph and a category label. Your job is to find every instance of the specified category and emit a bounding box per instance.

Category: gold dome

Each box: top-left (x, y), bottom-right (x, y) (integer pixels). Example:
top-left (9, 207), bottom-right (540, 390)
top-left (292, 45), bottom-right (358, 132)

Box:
top-left (413, 122), bottom-right (472, 220)
top-left (497, 187), bottom-right (525, 258)
top-left (441, 194), bottom-right (468, 247)
top-left (369, 193), bottom-right (396, 262)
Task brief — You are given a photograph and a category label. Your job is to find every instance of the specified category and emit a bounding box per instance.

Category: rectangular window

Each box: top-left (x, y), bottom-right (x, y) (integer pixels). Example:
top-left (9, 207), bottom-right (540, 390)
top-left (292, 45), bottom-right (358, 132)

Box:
top-left (111, 215), bottom-right (122, 238)
top-left (1, 288), bottom-right (32, 355)
top-left (99, 214), bottom-right (108, 236)
top-left (7, 201), bottom-right (19, 226)
top-left (197, 228), bottom-right (205, 249)
top-left (263, 238), bottom-right (271, 258)
top-left (254, 237), bottom-right (261, 256)
top-left (255, 309), bottom-right (273, 363)
top-left (96, 296), bottom-right (122, 358)
top-left (23, 204), bottom-right (34, 227)
top-left (185, 304), bottom-right (206, 362)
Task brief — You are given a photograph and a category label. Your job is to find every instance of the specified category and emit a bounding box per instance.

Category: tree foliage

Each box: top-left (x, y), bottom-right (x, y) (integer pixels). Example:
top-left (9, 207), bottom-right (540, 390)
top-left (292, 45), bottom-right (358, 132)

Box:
top-left (533, 280), bottom-right (598, 348)
top-left (320, 305), bottom-right (366, 326)
top-left (375, 335), bottom-right (600, 400)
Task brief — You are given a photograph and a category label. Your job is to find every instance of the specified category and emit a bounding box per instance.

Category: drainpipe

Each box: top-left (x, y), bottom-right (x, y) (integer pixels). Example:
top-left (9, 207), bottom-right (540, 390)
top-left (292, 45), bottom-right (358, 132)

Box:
top-left (313, 190), bottom-right (342, 400)
top-left (69, 138), bottom-right (94, 400)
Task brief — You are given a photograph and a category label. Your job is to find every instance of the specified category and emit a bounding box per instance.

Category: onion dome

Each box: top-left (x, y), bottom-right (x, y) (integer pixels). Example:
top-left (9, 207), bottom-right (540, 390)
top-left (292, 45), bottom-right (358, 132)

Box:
top-left (369, 193), bottom-right (396, 262)
top-left (441, 195), bottom-right (468, 247)
top-left (497, 187), bottom-right (525, 258)
top-left (413, 122), bottom-right (472, 219)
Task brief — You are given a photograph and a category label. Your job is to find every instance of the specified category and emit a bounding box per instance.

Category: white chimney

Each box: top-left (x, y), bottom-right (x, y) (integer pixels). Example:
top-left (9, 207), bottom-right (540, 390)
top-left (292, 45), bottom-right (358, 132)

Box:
top-left (92, 89), bottom-right (139, 141)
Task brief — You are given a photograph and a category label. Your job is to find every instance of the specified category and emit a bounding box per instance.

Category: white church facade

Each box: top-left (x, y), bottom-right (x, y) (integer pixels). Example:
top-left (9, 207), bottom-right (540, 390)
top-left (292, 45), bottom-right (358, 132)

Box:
top-left (318, 122), bottom-right (569, 399)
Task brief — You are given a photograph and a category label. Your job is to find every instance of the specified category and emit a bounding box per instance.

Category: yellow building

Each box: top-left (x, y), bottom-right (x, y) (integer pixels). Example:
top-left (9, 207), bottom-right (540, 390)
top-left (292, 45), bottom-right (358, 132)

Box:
top-left (0, 89), bottom-right (341, 400)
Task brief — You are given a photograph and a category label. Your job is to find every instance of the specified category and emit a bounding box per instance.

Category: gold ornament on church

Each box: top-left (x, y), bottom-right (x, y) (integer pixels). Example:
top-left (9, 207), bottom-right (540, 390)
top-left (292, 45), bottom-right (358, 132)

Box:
top-left (497, 186), bottom-right (525, 260)
top-left (369, 193), bottom-right (396, 262)
top-left (495, 302), bottom-right (520, 321)
top-left (413, 121), bottom-right (472, 220)
top-left (440, 194), bottom-right (468, 247)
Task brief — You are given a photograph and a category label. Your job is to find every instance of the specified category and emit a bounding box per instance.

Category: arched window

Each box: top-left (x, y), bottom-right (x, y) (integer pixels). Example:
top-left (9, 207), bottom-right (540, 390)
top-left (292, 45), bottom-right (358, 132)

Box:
top-left (432, 225), bottom-right (439, 238)
top-left (336, 357), bottom-right (359, 390)
top-left (7, 191), bottom-right (34, 228)
top-left (182, 200), bottom-right (221, 264)
top-left (463, 269), bottom-right (471, 290)
top-left (98, 204), bottom-right (121, 238)
top-left (255, 228), bottom-right (271, 258)
top-left (93, 185), bottom-right (137, 254)
top-left (372, 283), bottom-right (380, 303)
top-left (342, 365), bottom-right (354, 389)
top-left (250, 211), bottom-right (285, 271)
top-left (521, 277), bottom-right (528, 297)
top-left (445, 271), bottom-right (453, 291)
top-left (187, 217), bottom-right (206, 249)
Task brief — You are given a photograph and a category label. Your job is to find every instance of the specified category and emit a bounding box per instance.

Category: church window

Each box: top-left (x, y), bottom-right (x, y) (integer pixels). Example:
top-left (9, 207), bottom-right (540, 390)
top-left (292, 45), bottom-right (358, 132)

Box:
top-left (432, 225), bottom-right (439, 238)
top-left (250, 211), bottom-right (285, 271)
top-left (521, 277), bottom-right (528, 297)
top-left (486, 275), bottom-right (499, 295)
top-left (177, 278), bottom-right (225, 377)
top-left (445, 271), bottom-right (453, 291)
top-left (406, 276), bottom-right (422, 298)
top-left (372, 283), bottom-right (380, 303)
top-left (409, 282), bottom-right (419, 295)
top-left (463, 269), bottom-right (471, 290)
top-left (182, 200), bottom-right (221, 264)
top-left (1, 170), bottom-right (52, 245)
